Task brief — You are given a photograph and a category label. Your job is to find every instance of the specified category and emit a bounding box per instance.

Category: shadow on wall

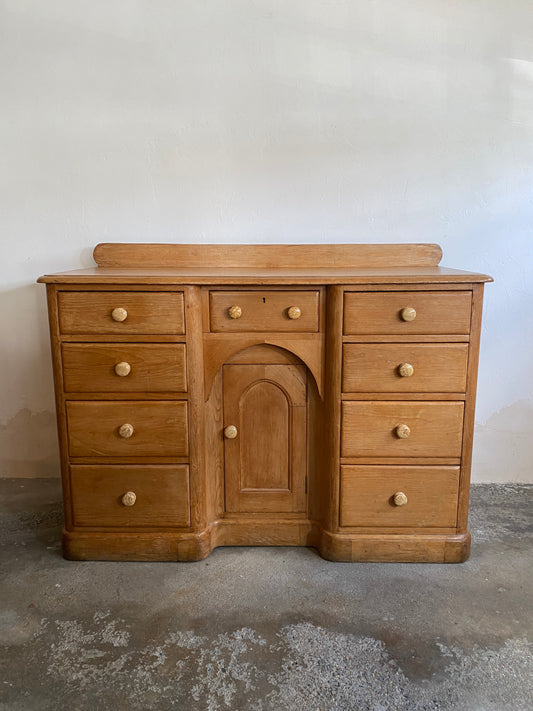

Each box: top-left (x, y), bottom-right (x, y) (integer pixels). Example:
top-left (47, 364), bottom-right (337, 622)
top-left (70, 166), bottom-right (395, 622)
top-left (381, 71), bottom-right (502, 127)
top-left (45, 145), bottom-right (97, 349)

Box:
top-left (472, 400), bottom-right (533, 483)
top-left (0, 283), bottom-right (59, 478)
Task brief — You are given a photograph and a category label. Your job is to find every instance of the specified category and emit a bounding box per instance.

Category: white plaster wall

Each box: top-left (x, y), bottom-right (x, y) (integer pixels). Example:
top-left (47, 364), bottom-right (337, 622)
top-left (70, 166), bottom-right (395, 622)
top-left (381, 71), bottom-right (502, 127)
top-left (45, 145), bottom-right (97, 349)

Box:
top-left (1, 1), bottom-right (532, 481)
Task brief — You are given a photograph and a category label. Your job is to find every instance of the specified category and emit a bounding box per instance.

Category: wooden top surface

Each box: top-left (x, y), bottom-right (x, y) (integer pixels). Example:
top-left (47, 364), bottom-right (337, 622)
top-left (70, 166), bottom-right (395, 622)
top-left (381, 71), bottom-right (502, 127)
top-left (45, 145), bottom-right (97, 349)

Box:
top-left (38, 243), bottom-right (492, 284)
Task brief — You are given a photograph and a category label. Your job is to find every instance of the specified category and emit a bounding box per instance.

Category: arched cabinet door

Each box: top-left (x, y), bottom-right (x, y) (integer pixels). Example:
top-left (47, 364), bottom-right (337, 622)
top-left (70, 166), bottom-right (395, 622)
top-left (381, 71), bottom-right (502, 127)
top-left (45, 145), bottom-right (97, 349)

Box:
top-left (222, 364), bottom-right (307, 514)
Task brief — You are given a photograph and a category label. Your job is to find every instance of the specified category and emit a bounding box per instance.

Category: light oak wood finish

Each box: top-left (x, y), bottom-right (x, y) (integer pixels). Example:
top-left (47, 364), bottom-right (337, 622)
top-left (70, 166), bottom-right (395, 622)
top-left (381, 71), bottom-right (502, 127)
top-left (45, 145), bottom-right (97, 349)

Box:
top-left (66, 401), bottom-right (189, 458)
top-left (340, 465), bottom-right (460, 528)
top-left (58, 291), bottom-right (185, 335)
top-left (342, 343), bottom-right (468, 393)
top-left (40, 244), bottom-right (491, 563)
top-left (209, 290), bottom-right (320, 332)
top-left (344, 291), bottom-right (472, 335)
top-left (62, 343), bottom-right (187, 393)
top-left (341, 401), bottom-right (465, 458)
top-left (70, 465), bottom-right (190, 528)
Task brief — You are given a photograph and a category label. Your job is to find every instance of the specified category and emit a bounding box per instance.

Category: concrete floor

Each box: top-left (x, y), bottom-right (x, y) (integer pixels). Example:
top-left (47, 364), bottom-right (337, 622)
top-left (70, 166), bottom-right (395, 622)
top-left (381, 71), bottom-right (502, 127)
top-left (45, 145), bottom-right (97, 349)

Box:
top-left (0, 479), bottom-right (531, 711)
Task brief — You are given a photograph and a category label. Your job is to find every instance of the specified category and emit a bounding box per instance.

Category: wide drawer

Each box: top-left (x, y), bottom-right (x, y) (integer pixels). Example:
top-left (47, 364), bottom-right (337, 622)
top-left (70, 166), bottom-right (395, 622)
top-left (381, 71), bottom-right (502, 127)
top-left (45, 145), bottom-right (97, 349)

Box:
top-left (67, 401), bottom-right (188, 458)
top-left (343, 291), bottom-right (472, 335)
top-left (58, 291), bottom-right (185, 335)
top-left (209, 290), bottom-right (320, 332)
top-left (70, 465), bottom-right (190, 527)
top-left (342, 343), bottom-right (468, 393)
top-left (340, 465), bottom-right (459, 527)
top-left (341, 401), bottom-right (464, 458)
top-left (62, 344), bottom-right (187, 393)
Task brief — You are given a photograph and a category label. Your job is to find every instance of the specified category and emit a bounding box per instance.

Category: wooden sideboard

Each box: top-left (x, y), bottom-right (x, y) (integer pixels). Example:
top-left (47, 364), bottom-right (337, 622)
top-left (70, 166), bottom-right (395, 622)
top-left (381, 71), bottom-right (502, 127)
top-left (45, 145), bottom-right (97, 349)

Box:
top-left (39, 243), bottom-right (492, 562)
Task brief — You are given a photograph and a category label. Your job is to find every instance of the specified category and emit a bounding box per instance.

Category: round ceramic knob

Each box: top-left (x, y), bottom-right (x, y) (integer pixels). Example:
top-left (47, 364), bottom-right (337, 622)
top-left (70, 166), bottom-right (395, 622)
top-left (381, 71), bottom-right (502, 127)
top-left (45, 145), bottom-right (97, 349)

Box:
top-left (121, 491), bottom-right (136, 507)
top-left (118, 423), bottom-right (134, 439)
top-left (114, 361), bottom-right (131, 377)
top-left (287, 306), bottom-right (302, 320)
top-left (398, 363), bottom-right (414, 378)
top-left (228, 305), bottom-right (242, 319)
top-left (224, 425), bottom-right (238, 439)
top-left (111, 307), bottom-right (128, 322)
top-left (400, 306), bottom-right (417, 322)
top-left (395, 423), bottom-right (411, 439)
top-left (393, 491), bottom-right (408, 507)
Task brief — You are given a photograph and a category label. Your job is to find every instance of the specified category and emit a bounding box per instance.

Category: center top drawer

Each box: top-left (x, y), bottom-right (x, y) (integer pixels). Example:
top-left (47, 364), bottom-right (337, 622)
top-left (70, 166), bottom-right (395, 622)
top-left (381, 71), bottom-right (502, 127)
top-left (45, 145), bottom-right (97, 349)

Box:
top-left (209, 291), bottom-right (320, 332)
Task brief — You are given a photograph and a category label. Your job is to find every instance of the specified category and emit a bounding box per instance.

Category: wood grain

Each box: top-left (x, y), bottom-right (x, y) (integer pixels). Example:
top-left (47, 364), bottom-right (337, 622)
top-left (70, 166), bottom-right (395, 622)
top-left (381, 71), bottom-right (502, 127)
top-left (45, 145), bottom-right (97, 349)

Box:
top-left (209, 290), bottom-right (319, 332)
top-left (344, 291), bottom-right (472, 335)
top-left (58, 291), bottom-right (184, 335)
top-left (341, 401), bottom-right (464, 458)
top-left (70, 465), bottom-right (190, 528)
top-left (62, 343), bottom-right (187, 393)
top-left (340, 465), bottom-right (460, 527)
top-left (342, 343), bottom-right (468, 393)
top-left (93, 243), bottom-right (444, 269)
top-left (66, 401), bottom-right (188, 458)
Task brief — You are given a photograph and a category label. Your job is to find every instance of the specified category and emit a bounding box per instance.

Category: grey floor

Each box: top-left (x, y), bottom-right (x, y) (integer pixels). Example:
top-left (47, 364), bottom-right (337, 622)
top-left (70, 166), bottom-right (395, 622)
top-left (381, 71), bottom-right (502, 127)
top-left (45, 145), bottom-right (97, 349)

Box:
top-left (0, 479), bottom-right (531, 711)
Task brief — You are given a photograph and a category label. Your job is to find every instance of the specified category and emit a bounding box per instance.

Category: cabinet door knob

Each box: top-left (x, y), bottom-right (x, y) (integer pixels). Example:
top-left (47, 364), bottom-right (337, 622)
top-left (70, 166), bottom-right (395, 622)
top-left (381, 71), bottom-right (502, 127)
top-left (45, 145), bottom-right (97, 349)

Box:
top-left (393, 491), bottom-right (408, 506)
top-left (395, 423), bottom-right (411, 439)
top-left (121, 491), bottom-right (137, 507)
top-left (287, 305), bottom-right (302, 320)
top-left (228, 305), bottom-right (242, 319)
top-left (400, 306), bottom-right (416, 322)
top-left (224, 425), bottom-right (238, 439)
top-left (118, 423), bottom-right (134, 439)
top-left (398, 362), bottom-right (414, 378)
top-left (114, 361), bottom-right (131, 377)
top-left (111, 307), bottom-right (128, 322)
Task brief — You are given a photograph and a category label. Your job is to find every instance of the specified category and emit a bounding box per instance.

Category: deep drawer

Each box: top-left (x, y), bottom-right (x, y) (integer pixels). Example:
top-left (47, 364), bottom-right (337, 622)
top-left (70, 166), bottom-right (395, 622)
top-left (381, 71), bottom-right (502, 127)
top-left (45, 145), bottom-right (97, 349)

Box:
top-left (340, 465), bottom-right (459, 527)
top-left (58, 291), bottom-right (185, 335)
top-left (66, 401), bottom-right (188, 458)
top-left (341, 401), bottom-right (464, 458)
top-left (62, 344), bottom-right (187, 393)
top-left (209, 290), bottom-right (320, 332)
top-left (70, 465), bottom-right (190, 527)
top-left (343, 291), bottom-right (472, 335)
top-left (342, 343), bottom-right (468, 393)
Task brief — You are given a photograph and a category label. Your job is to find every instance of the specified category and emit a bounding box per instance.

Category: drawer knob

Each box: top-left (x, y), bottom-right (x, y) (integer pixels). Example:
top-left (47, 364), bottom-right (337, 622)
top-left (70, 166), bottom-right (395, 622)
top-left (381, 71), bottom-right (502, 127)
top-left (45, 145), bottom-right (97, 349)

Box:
top-left (114, 361), bottom-right (131, 377)
top-left (393, 491), bottom-right (408, 507)
top-left (398, 362), bottom-right (414, 378)
top-left (121, 491), bottom-right (137, 507)
top-left (228, 305), bottom-right (242, 319)
top-left (224, 424), bottom-right (238, 439)
top-left (287, 306), bottom-right (302, 320)
top-left (111, 307), bottom-right (128, 322)
top-left (118, 423), bottom-right (134, 439)
top-left (395, 423), bottom-right (411, 439)
top-left (400, 306), bottom-right (417, 322)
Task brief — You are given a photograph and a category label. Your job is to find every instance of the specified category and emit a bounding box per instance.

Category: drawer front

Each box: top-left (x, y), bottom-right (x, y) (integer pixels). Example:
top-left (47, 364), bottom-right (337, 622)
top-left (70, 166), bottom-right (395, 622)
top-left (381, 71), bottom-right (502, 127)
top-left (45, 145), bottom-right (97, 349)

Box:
top-left (67, 401), bottom-right (188, 458)
top-left (343, 291), bottom-right (472, 335)
top-left (342, 344), bottom-right (468, 393)
top-left (70, 465), bottom-right (190, 527)
top-left (209, 290), bottom-right (319, 332)
top-left (340, 465), bottom-right (459, 527)
top-left (62, 344), bottom-right (187, 393)
top-left (341, 401), bottom-right (464, 458)
top-left (58, 291), bottom-right (185, 335)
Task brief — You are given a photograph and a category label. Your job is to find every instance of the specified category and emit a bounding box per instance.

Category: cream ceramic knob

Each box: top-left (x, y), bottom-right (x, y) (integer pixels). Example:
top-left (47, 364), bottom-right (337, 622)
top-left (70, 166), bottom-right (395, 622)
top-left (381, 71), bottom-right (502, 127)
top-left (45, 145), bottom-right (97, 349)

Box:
top-left (111, 307), bottom-right (128, 322)
top-left (224, 425), bottom-right (238, 439)
top-left (395, 423), bottom-right (411, 439)
top-left (393, 491), bottom-right (408, 507)
top-left (400, 306), bottom-right (417, 322)
top-left (114, 361), bottom-right (131, 377)
top-left (287, 306), bottom-right (302, 320)
top-left (121, 491), bottom-right (137, 507)
top-left (228, 305), bottom-right (242, 319)
top-left (118, 423), bottom-right (134, 439)
top-left (398, 363), bottom-right (414, 378)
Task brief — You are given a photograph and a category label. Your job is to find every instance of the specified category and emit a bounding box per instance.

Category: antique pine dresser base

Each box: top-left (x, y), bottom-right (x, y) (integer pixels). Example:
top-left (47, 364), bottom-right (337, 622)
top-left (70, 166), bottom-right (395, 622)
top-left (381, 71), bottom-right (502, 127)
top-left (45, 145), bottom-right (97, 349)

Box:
top-left (39, 244), bottom-right (491, 563)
